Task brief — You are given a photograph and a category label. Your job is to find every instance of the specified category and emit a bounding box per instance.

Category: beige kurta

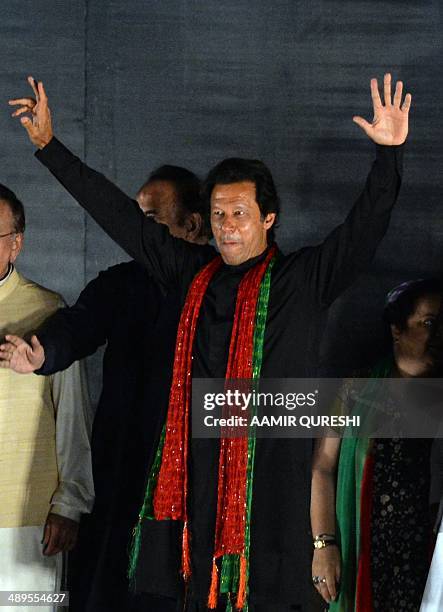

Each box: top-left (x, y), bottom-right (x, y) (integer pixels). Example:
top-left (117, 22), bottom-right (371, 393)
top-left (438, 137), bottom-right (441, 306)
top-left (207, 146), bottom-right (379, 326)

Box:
top-left (0, 268), bottom-right (89, 527)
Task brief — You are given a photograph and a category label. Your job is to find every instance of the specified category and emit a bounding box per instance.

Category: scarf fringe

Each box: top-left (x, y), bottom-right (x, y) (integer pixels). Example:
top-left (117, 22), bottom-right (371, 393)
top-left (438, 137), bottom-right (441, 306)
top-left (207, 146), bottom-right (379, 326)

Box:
top-left (208, 558), bottom-right (219, 609)
top-left (236, 555), bottom-right (247, 609)
top-left (127, 519), bottom-right (142, 586)
top-left (182, 521), bottom-right (192, 580)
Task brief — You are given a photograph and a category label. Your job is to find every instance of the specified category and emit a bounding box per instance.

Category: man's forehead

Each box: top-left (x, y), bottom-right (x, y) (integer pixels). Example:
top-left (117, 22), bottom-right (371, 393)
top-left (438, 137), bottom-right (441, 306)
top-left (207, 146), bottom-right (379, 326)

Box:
top-left (0, 201), bottom-right (13, 224)
top-left (211, 181), bottom-right (257, 205)
top-left (141, 180), bottom-right (176, 197)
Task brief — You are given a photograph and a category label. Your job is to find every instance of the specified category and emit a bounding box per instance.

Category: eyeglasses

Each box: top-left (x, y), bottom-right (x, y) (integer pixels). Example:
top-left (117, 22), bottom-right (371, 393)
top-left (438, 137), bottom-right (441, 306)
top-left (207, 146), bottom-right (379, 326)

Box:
top-left (0, 232), bottom-right (15, 239)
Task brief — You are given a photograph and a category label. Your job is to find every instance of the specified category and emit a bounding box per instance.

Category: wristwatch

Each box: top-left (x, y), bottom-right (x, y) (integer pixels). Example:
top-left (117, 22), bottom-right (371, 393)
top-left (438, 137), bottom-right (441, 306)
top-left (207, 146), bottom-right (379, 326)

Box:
top-left (313, 533), bottom-right (337, 549)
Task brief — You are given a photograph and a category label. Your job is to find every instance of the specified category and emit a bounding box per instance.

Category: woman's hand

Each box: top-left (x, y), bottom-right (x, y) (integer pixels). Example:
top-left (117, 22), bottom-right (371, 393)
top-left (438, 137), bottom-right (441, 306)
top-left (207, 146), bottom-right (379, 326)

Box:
top-left (312, 544), bottom-right (341, 603)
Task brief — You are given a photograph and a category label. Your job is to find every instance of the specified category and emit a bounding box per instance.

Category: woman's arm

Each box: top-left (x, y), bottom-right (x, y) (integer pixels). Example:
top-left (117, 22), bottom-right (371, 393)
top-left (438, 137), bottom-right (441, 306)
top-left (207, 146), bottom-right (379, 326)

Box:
top-left (311, 436), bottom-right (342, 604)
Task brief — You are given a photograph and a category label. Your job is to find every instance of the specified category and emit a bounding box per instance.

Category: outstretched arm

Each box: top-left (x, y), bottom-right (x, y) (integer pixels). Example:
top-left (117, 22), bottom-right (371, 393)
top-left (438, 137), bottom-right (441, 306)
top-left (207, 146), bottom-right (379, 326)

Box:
top-left (34, 268), bottom-right (117, 375)
top-left (9, 78), bottom-right (215, 292)
top-left (296, 74), bottom-right (410, 307)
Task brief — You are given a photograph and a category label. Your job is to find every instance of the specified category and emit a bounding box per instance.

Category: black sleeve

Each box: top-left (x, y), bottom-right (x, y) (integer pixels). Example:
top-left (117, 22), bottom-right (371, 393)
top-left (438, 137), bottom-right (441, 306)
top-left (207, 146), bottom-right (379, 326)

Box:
top-left (35, 269), bottom-right (114, 375)
top-left (35, 138), bottom-right (216, 292)
top-left (290, 144), bottom-right (404, 307)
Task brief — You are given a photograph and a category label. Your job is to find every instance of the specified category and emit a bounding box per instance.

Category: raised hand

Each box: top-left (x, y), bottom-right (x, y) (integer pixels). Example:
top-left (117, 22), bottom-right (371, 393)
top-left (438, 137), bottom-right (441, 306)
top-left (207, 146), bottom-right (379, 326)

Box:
top-left (0, 334), bottom-right (45, 373)
top-left (353, 73), bottom-right (411, 145)
top-left (9, 76), bottom-right (53, 148)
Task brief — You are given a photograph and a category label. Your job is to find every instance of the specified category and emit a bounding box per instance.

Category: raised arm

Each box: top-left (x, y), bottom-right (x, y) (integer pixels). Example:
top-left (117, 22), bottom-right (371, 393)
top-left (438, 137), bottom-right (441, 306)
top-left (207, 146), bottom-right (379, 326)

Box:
top-left (9, 78), bottom-right (215, 291)
top-left (296, 74), bottom-right (411, 307)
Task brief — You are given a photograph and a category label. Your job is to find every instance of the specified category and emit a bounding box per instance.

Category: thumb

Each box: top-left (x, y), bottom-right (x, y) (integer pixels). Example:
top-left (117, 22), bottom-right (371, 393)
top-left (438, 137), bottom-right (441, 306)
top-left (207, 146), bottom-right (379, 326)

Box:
top-left (30, 335), bottom-right (42, 351)
top-left (352, 116), bottom-right (372, 135)
top-left (20, 115), bottom-right (37, 139)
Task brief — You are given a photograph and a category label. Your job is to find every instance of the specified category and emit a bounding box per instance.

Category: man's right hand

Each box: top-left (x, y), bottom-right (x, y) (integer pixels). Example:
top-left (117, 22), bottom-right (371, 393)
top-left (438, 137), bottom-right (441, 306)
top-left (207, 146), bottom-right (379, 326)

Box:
top-left (0, 334), bottom-right (45, 373)
top-left (9, 76), bottom-right (53, 149)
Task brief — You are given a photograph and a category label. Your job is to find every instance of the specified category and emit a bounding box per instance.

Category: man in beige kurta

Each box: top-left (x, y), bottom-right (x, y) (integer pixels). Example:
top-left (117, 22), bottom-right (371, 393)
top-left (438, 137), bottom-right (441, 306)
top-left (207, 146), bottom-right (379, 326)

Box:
top-left (0, 185), bottom-right (94, 611)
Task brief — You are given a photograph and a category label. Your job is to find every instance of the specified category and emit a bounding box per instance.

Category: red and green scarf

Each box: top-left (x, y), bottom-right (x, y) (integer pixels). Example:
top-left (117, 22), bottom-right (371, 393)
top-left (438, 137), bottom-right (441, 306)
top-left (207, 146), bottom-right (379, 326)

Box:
top-left (129, 245), bottom-right (277, 611)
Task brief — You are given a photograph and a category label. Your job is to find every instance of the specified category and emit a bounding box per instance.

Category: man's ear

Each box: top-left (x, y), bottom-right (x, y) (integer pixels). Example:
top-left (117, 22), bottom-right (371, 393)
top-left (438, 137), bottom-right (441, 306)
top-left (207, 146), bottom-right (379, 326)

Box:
top-left (9, 233), bottom-right (24, 263)
top-left (185, 213), bottom-right (203, 242)
top-left (263, 212), bottom-right (276, 229)
top-left (391, 323), bottom-right (401, 343)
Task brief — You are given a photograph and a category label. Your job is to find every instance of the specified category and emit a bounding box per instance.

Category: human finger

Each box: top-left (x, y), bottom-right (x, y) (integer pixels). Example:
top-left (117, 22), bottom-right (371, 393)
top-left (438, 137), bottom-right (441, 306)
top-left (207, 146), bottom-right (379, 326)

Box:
top-left (11, 106), bottom-right (35, 118)
top-left (8, 97), bottom-right (36, 108)
top-left (20, 116), bottom-right (39, 139)
top-left (42, 522), bottom-right (51, 548)
top-left (370, 78), bottom-right (383, 110)
top-left (317, 578), bottom-right (332, 603)
top-left (312, 575), bottom-right (326, 602)
top-left (402, 93), bottom-right (412, 113)
top-left (0, 349), bottom-right (14, 361)
top-left (0, 358), bottom-right (11, 368)
top-left (383, 73), bottom-right (392, 106)
top-left (4, 334), bottom-right (27, 347)
top-left (393, 80), bottom-right (403, 107)
top-left (0, 341), bottom-right (15, 352)
top-left (44, 525), bottom-right (63, 556)
top-left (28, 76), bottom-right (39, 101)
top-left (352, 116), bottom-right (372, 136)
top-left (30, 335), bottom-right (42, 350)
top-left (38, 81), bottom-right (48, 102)
top-left (326, 571), bottom-right (337, 601)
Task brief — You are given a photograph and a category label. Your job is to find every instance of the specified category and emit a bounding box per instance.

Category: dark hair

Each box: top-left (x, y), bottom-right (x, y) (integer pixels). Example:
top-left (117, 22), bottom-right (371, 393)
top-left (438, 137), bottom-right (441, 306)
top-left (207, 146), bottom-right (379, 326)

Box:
top-left (384, 278), bottom-right (443, 330)
top-left (139, 165), bottom-right (211, 240)
top-left (202, 158), bottom-right (280, 243)
top-left (0, 184), bottom-right (25, 233)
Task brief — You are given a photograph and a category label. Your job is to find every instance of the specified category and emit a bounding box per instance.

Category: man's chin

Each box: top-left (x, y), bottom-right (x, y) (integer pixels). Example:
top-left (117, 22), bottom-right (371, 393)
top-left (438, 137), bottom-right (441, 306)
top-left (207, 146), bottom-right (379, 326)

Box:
top-left (219, 244), bottom-right (245, 266)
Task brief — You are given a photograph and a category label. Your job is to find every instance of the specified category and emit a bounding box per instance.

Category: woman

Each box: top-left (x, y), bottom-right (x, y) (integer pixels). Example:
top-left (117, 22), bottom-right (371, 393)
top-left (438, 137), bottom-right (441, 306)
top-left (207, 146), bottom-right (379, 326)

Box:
top-left (311, 279), bottom-right (443, 611)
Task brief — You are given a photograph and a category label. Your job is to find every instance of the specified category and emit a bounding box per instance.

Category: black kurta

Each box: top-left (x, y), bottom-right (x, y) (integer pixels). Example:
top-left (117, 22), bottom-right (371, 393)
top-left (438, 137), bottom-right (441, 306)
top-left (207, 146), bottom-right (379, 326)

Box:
top-left (35, 261), bottom-right (180, 612)
top-left (35, 138), bottom-right (403, 608)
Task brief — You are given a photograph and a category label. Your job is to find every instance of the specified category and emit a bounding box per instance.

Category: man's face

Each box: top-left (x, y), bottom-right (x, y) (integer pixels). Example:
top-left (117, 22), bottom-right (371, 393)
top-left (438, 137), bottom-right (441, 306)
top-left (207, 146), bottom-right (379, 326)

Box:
top-left (0, 202), bottom-right (22, 278)
top-left (137, 180), bottom-right (189, 240)
top-left (210, 181), bottom-right (275, 265)
top-left (393, 294), bottom-right (443, 375)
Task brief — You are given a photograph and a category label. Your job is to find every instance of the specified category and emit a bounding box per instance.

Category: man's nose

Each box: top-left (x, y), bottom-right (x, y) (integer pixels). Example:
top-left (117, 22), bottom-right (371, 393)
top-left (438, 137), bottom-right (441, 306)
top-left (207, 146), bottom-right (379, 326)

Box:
top-left (221, 215), bottom-right (236, 232)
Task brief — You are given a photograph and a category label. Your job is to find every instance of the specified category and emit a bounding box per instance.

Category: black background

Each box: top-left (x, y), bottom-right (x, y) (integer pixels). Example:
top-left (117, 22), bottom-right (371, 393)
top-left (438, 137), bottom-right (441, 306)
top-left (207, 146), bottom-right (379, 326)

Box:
top-left (2, 1), bottom-right (443, 403)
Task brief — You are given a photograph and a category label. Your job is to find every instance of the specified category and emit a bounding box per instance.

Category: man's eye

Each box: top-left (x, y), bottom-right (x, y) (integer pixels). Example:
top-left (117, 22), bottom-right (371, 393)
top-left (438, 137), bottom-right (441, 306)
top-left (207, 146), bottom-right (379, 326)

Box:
top-left (234, 210), bottom-right (244, 216)
top-left (212, 210), bottom-right (223, 216)
top-left (424, 319), bottom-right (435, 327)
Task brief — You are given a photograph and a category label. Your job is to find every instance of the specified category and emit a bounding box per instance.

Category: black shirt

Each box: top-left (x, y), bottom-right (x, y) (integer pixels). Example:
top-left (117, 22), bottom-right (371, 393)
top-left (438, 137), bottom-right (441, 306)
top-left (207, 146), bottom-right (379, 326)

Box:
top-left (36, 138), bottom-right (403, 607)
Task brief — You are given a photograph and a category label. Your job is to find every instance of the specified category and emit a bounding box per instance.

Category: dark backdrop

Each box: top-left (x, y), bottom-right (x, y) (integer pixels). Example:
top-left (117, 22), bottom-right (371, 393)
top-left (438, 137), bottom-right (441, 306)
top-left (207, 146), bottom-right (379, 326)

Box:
top-left (1, 1), bottom-right (443, 402)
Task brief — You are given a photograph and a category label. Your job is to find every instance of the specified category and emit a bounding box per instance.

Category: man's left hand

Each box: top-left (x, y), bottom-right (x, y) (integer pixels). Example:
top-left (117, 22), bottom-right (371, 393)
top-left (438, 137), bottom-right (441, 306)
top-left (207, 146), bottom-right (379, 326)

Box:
top-left (353, 73), bottom-right (411, 145)
top-left (42, 512), bottom-right (79, 556)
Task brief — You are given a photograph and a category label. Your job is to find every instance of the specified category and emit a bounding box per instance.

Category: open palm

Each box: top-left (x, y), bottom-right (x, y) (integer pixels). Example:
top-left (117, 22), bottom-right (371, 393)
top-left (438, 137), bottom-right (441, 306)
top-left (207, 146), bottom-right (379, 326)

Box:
top-left (353, 74), bottom-right (411, 146)
top-left (0, 334), bottom-right (45, 373)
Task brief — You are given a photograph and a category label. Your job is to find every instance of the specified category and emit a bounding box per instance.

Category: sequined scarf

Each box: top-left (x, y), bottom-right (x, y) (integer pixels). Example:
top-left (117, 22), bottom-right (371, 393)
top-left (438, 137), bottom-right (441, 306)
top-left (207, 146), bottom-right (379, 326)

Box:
top-left (129, 245), bottom-right (277, 611)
